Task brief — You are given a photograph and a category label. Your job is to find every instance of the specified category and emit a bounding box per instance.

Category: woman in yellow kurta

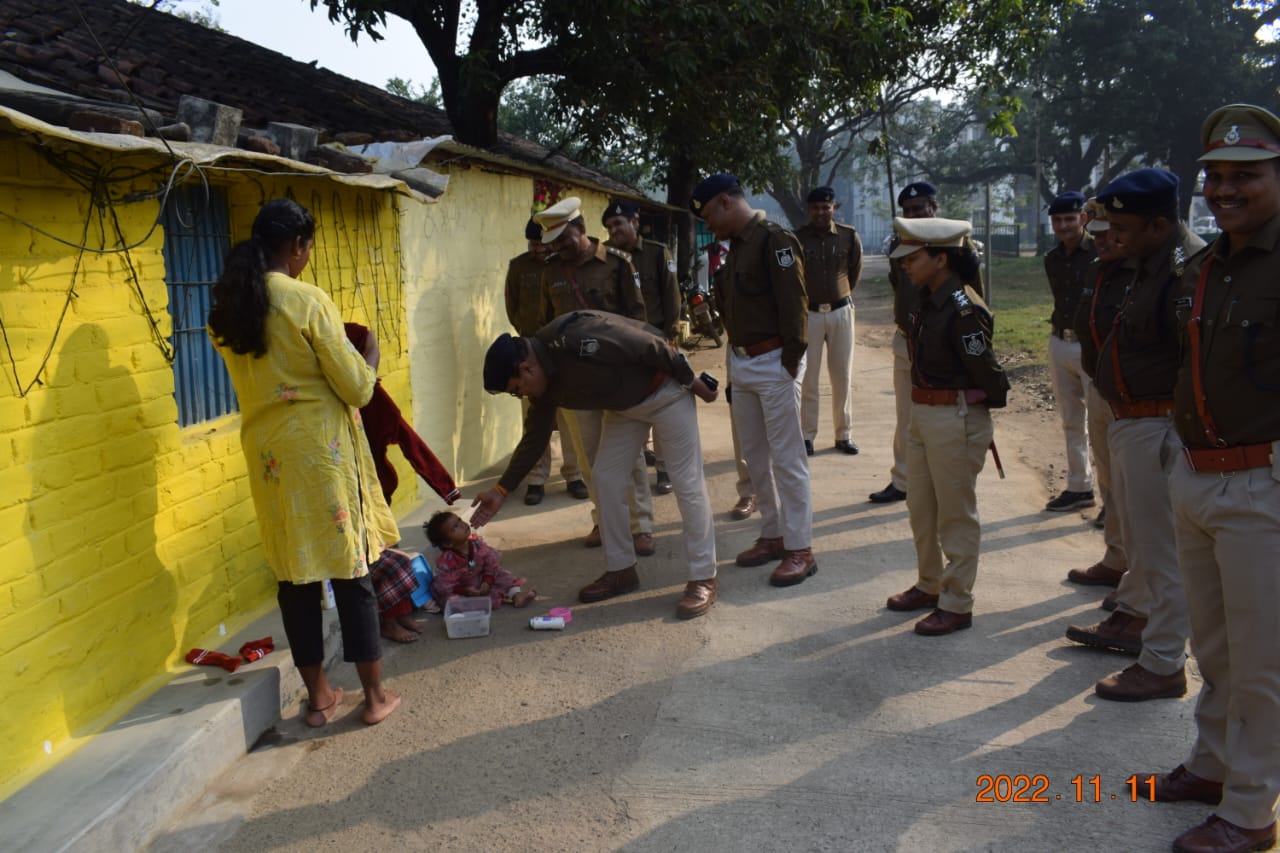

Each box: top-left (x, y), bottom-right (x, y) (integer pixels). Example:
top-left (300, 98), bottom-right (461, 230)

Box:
top-left (209, 198), bottom-right (401, 726)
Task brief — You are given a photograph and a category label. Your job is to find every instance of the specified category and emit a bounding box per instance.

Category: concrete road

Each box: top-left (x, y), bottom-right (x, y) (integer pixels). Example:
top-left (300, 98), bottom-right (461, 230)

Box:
top-left (148, 264), bottom-right (1203, 852)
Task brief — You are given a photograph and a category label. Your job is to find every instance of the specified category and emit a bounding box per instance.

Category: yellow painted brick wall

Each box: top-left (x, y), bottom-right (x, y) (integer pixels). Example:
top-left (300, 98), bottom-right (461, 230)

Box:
top-left (0, 135), bottom-right (412, 797)
top-left (401, 168), bottom-right (611, 487)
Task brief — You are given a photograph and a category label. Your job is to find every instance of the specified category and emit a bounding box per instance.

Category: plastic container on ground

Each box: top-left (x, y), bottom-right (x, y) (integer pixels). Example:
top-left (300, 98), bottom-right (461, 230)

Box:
top-left (444, 596), bottom-right (492, 639)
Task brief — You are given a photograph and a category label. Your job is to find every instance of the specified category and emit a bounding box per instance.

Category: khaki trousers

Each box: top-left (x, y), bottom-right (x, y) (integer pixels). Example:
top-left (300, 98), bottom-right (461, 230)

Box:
top-left (1108, 416), bottom-right (1188, 676)
top-left (725, 352), bottom-right (753, 500)
top-left (890, 331), bottom-right (911, 492)
top-left (1048, 334), bottom-right (1092, 492)
top-left (526, 404), bottom-right (581, 486)
top-left (729, 349), bottom-right (811, 549)
top-left (801, 303), bottom-right (855, 442)
top-left (596, 380), bottom-right (716, 579)
top-left (906, 400), bottom-right (992, 614)
top-left (562, 410), bottom-right (652, 535)
top-left (1086, 382), bottom-right (1126, 571)
top-left (1172, 450), bottom-right (1280, 829)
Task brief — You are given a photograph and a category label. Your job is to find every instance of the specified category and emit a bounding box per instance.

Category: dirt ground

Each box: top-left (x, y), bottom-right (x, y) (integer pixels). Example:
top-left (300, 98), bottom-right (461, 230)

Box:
top-left (146, 256), bottom-right (1196, 853)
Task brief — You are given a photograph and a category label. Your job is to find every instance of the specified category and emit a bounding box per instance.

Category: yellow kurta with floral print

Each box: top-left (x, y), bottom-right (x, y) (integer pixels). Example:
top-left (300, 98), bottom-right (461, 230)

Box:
top-left (212, 271), bottom-right (400, 584)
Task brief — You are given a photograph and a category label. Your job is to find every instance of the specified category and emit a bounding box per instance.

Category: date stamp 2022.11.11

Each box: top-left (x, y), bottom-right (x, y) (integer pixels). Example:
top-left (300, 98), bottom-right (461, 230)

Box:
top-left (975, 774), bottom-right (1158, 804)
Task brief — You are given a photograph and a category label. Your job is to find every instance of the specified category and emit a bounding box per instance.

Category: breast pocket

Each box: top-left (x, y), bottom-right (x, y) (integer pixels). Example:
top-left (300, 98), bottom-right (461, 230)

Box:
top-left (734, 269), bottom-right (772, 297)
top-left (1230, 296), bottom-right (1280, 390)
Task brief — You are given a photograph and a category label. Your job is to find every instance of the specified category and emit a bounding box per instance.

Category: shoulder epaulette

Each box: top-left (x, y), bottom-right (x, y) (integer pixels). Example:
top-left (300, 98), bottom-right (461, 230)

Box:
top-left (954, 285), bottom-right (991, 318)
top-left (606, 246), bottom-right (633, 264)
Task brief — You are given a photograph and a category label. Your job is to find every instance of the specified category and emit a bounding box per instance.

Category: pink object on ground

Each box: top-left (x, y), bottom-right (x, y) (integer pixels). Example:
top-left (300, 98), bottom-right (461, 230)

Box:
top-left (548, 607), bottom-right (573, 623)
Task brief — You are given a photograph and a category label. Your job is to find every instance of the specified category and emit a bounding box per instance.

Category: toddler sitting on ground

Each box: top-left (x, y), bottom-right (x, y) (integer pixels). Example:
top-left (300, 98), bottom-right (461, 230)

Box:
top-left (424, 511), bottom-right (537, 608)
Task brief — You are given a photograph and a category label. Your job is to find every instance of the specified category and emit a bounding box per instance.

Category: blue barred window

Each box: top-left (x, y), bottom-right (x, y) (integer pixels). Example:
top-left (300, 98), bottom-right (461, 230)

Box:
top-left (160, 185), bottom-right (237, 426)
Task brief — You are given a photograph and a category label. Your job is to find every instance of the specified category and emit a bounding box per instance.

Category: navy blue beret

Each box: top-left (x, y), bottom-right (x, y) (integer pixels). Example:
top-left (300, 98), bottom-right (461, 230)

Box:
top-left (602, 199), bottom-right (641, 224)
top-left (1048, 191), bottom-right (1086, 215)
top-left (690, 173), bottom-right (741, 216)
top-left (807, 186), bottom-right (836, 204)
top-left (897, 181), bottom-right (937, 206)
top-left (1097, 169), bottom-right (1180, 215)
top-left (483, 333), bottom-right (524, 394)
top-left (524, 218), bottom-right (541, 241)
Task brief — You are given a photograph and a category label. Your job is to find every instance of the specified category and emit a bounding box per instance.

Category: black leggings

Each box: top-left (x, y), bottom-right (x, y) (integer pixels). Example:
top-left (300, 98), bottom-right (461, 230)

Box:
top-left (277, 575), bottom-right (382, 667)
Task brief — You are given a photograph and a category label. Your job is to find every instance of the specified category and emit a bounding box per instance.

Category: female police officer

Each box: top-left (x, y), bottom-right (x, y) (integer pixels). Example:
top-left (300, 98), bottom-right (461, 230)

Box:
top-left (883, 217), bottom-right (1010, 636)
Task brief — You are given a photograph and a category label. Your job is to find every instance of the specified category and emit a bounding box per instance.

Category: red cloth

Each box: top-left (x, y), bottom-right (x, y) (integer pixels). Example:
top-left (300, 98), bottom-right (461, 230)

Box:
top-left (344, 323), bottom-right (460, 504)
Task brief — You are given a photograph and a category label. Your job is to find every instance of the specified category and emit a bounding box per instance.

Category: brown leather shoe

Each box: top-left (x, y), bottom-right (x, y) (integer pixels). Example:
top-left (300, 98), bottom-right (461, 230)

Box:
top-left (577, 566), bottom-right (640, 603)
top-left (1100, 590), bottom-right (1118, 611)
top-left (633, 532), bottom-right (655, 556)
top-left (1096, 663), bottom-right (1187, 701)
top-left (769, 548), bottom-right (817, 587)
top-left (1173, 815), bottom-right (1277, 853)
top-left (583, 525), bottom-right (602, 548)
top-left (886, 586), bottom-right (940, 612)
top-left (914, 609), bottom-right (972, 636)
top-left (736, 536), bottom-right (785, 567)
top-left (1065, 611), bottom-right (1146, 654)
top-left (675, 578), bottom-right (717, 619)
top-left (1067, 561), bottom-right (1125, 586)
top-left (730, 495), bottom-right (757, 520)
top-left (1153, 765), bottom-right (1223, 805)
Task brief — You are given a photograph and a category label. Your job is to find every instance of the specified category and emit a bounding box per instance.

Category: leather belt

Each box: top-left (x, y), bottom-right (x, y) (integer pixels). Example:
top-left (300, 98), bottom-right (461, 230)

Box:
top-left (731, 336), bottom-right (784, 358)
top-left (643, 370), bottom-right (669, 399)
top-left (1183, 443), bottom-right (1273, 473)
top-left (911, 388), bottom-right (987, 405)
top-left (809, 295), bottom-right (851, 313)
top-left (1052, 328), bottom-right (1078, 343)
top-left (1109, 399), bottom-right (1174, 419)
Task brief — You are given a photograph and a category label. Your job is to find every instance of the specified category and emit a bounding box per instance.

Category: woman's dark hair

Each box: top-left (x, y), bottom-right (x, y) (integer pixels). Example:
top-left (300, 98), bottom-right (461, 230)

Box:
top-left (208, 198), bottom-right (316, 356)
top-left (424, 511), bottom-right (458, 549)
top-left (924, 245), bottom-right (981, 284)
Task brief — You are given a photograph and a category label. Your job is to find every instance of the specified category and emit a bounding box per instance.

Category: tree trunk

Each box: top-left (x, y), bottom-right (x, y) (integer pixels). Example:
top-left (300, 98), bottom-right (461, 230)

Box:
top-left (665, 152), bottom-right (698, 283)
top-left (441, 68), bottom-right (503, 149)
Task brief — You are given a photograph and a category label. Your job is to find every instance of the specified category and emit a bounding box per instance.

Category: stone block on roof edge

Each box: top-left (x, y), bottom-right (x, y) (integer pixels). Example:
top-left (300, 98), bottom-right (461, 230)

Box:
top-left (176, 95), bottom-right (242, 147)
top-left (266, 122), bottom-right (320, 162)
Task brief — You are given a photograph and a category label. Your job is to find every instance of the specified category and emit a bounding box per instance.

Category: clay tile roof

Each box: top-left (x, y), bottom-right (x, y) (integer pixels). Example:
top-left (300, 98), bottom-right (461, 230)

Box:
top-left (0, 0), bottom-right (642, 195)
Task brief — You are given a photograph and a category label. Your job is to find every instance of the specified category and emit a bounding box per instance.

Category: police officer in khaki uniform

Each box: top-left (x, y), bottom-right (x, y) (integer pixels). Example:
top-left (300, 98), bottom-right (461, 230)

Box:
top-left (690, 173), bottom-right (816, 587)
top-left (603, 199), bottom-right (681, 495)
top-left (1063, 199), bottom-right (1130, 605)
top-left (884, 217), bottom-right (1009, 636)
top-left (1043, 191), bottom-right (1098, 512)
top-left (795, 186), bottom-right (862, 456)
top-left (534, 197), bottom-right (656, 555)
top-left (1066, 168), bottom-right (1205, 702)
top-left (1143, 104), bottom-right (1280, 853)
top-left (504, 217), bottom-right (587, 505)
top-left (870, 182), bottom-right (986, 503)
top-left (472, 312), bottom-right (719, 619)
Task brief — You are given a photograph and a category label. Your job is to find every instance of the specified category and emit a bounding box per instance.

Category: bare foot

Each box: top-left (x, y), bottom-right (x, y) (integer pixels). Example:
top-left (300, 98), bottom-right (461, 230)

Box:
top-left (362, 689), bottom-right (402, 725)
top-left (511, 589), bottom-right (538, 608)
top-left (381, 621), bottom-right (420, 644)
top-left (305, 687), bottom-right (344, 728)
top-left (395, 613), bottom-right (424, 634)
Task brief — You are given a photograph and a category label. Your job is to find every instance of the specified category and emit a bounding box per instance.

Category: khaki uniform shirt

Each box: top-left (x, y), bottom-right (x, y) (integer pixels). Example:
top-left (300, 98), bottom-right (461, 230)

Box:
top-left (1095, 224), bottom-right (1206, 405)
top-left (497, 311), bottom-right (697, 491)
top-left (542, 238), bottom-right (646, 323)
top-left (1174, 213), bottom-right (1280, 449)
top-left (504, 251), bottom-right (549, 336)
top-left (720, 211), bottom-right (808, 373)
top-left (888, 235), bottom-right (985, 333)
top-left (1044, 235), bottom-right (1097, 334)
top-left (1073, 257), bottom-right (1135, 381)
top-left (793, 221), bottom-right (862, 306)
top-left (608, 236), bottom-right (680, 340)
top-left (908, 275), bottom-right (1010, 407)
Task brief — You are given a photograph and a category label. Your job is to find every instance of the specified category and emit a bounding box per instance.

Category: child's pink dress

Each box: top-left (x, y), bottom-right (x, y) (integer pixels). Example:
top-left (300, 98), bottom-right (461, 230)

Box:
top-left (431, 535), bottom-right (528, 608)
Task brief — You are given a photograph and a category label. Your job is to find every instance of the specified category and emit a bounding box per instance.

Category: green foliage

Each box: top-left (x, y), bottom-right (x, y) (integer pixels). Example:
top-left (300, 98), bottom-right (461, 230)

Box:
top-left (892, 0), bottom-right (1280, 212)
top-left (385, 76), bottom-right (441, 107)
top-left (131, 0), bottom-right (222, 29)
